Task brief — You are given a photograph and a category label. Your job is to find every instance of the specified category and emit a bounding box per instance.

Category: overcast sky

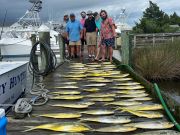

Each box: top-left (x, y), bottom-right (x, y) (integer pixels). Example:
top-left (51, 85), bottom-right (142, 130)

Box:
top-left (0, 0), bottom-right (180, 26)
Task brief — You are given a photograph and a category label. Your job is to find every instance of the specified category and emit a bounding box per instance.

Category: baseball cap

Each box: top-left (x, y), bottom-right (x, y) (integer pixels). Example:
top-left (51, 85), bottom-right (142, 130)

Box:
top-left (70, 13), bottom-right (75, 17)
top-left (87, 10), bottom-right (93, 15)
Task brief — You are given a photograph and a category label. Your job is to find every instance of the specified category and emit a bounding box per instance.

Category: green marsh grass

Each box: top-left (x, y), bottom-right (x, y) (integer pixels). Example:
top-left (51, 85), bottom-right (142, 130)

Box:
top-left (132, 40), bottom-right (180, 80)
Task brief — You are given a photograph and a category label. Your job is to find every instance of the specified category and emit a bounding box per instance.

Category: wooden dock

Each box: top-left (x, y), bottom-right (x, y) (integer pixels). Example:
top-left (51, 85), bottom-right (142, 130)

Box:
top-left (6, 57), bottom-right (177, 135)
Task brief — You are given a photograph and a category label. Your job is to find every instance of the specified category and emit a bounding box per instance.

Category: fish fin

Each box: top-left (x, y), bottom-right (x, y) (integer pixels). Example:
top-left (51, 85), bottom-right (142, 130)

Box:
top-left (22, 126), bottom-right (36, 132)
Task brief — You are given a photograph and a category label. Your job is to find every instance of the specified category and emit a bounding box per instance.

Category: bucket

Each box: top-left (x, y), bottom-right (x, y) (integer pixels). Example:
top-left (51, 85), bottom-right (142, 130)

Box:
top-left (0, 109), bottom-right (7, 135)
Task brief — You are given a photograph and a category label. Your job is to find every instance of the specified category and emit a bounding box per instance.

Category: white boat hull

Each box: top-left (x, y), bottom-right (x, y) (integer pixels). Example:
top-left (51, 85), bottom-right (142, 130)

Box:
top-left (0, 38), bottom-right (32, 57)
top-left (0, 62), bottom-right (28, 110)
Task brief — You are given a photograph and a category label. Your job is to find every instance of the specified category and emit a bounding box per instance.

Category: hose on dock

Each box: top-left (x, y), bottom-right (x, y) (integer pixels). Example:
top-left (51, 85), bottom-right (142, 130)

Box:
top-left (28, 41), bottom-right (57, 76)
top-left (154, 83), bottom-right (180, 132)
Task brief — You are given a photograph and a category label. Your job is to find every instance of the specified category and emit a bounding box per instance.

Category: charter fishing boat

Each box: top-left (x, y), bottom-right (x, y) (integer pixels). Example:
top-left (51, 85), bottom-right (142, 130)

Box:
top-left (0, 0), bottom-right (60, 58)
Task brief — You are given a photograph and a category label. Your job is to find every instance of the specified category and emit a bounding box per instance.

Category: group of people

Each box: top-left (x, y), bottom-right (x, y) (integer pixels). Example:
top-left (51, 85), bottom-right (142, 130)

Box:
top-left (61, 10), bottom-right (116, 62)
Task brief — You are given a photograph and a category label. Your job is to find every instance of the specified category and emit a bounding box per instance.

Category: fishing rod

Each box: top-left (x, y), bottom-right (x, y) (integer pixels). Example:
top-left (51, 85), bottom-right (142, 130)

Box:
top-left (0, 10), bottom-right (7, 40)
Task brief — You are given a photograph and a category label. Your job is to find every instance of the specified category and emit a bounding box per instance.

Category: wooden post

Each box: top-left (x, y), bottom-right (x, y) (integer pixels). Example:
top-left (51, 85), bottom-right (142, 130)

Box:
top-left (121, 30), bottom-right (132, 65)
top-left (153, 34), bottom-right (155, 46)
top-left (38, 27), bottom-right (50, 71)
top-left (58, 34), bottom-right (65, 62)
top-left (0, 48), bottom-right (2, 61)
top-left (133, 35), bottom-right (136, 48)
top-left (30, 34), bottom-right (39, 71)
top-left (172, 36), bottom-right (174, 43)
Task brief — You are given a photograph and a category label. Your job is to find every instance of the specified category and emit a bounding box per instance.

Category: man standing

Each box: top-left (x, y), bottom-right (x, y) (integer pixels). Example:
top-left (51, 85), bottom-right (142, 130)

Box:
top-left (100, 10), bottom-right (116, 62)
top-left (80, 11), bottom-right (86, 57)
top-left (61, 14), bottom-right (70, 58)
top-left (66, 13), bottom-right (83, 59)
top-left (84, 10), bottom-right (97, 59)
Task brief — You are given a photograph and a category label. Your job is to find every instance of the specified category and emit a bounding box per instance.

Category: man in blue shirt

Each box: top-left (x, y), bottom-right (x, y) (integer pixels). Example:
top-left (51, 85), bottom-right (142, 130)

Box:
top-left (66, 13), bottom-right (83, 59)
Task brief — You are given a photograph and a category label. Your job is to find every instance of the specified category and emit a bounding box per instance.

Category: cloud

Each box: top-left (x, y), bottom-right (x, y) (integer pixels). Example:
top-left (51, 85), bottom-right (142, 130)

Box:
top-left (0, 0), bottom-right (180, 26)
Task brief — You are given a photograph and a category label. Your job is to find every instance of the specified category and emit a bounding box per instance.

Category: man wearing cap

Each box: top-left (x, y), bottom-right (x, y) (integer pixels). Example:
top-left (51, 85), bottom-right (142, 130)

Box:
top-left (80, 11), bottom-right (87, 57)
top-left (84, 10), bottom-right (97, 59)
top-left (66, 13), bottom-right (83, 59)
top-left (61, 14), bottom-right (70, 58)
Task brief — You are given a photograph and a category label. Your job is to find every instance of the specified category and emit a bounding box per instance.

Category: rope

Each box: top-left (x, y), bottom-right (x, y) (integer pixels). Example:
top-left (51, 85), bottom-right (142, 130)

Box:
top-left (28, 40), bottom-right (57, 76)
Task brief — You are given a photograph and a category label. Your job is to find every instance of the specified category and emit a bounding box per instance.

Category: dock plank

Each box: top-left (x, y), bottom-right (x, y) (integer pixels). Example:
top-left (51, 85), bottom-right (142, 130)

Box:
top-left (6, 59), bottom-right (175, 135)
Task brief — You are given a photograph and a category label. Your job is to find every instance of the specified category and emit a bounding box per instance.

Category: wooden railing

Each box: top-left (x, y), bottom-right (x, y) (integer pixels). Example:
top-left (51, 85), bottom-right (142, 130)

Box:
top-left (132, 33), bottom-right (180, 48)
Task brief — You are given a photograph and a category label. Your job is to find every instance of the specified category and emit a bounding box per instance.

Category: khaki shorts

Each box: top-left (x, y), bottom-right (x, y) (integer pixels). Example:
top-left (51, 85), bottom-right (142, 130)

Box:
top-left (69, 40), bottom-right (81, 46)
top-left (86, 32), bottom-right (97, 45)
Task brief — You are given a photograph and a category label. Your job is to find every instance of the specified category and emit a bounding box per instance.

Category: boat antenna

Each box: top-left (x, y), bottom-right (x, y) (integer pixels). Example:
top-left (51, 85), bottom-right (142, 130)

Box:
top-left (0, 10), bottom-right (7, 40)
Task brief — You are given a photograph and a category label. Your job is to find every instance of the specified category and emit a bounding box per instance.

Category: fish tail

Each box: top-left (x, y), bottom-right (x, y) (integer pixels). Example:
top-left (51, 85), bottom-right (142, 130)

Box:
top-left (22, 126), bottom-right (36, 132)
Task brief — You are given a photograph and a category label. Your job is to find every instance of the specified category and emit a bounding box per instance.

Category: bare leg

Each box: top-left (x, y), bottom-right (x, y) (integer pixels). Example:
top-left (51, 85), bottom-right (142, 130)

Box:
top-left (101, 45), bottom-right (106, 61)
top-left (88, 45), bottom-right (90, 56)
top-left (109, 46), bottom-right (113, 62)
top-left (95, 46), bottom-right (101, 60)
top-left (92, 45), bottom-right (96, 57)
top-left (76, 45), bottom-right (81, 57)
top-left (70, 46), bottom-right (75, 58)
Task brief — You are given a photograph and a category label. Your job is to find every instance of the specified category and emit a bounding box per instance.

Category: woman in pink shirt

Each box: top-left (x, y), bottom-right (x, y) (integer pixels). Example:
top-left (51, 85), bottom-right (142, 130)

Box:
top-left (100, 10), bottom-right (116, 62)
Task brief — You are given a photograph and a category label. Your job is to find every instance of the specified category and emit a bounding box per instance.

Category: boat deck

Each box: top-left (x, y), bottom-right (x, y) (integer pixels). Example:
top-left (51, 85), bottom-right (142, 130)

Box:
top-left (6, 57), bottom-right (176, 135)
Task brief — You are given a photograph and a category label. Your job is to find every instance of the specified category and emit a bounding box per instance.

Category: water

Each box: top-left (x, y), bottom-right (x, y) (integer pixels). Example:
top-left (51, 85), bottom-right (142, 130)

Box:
top-left (158, 81), bottom-right (180, 104)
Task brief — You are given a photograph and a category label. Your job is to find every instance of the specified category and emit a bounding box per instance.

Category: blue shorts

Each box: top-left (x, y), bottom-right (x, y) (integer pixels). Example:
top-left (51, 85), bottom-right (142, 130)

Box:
top-left (102, 38), bottom-right (115, 47)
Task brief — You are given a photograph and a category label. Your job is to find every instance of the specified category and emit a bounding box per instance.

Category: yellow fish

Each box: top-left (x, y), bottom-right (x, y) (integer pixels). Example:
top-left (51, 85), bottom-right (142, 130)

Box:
top-left (86, 73), bottom-right (110, 77)
top-left (23, 123), bottom-right (91, 132)
top-left (88, 79), bottom-right (113, 83)
top-left (53, 86), bottom-right (79, 89)
top-left (50, 91), bottom-right (81, 95)
top-left (95, 125), bottom-right (136, 132)
top-left (126, 97), bottom-right (152, 101)
top-left (105, 101), bottom-right (142, 106)
top-left (86, 65), bottom-right (101, 68)
top-left (115, 82), bottom-right (140, 86)
top-left (63, 75), bottom-right (86, 78)
top-left (58, 82), bottom-right (77, 85)
top-left (51, 102), bottom-right (94, 109)
top-left (111, 85), bottom-right (144, 90)
top-left (50, 95), bottom-right (83, 100)
top-left (115, 90), bottom-right (145, 94)
top-left (113, 78), bottom-right (133, 81)
top-left (118, 104), bottom-right (163, 111)
top-left (81, 110), bottom-right (114, 115)
top-left (69, 78), bottom-right (83, 81)
top-left (83, 88), bottom-right (100, 92)
top-left (89, 98), bottom-right (114, 102)
top-left (118, 93), bottom-right (149, 98)
top-left (36, 113), bottom-right (81, 119)
top-left (84, 83), bottom-right (106, 87)
top-left (124, 121), bottom-right (174, 129)
top-left (101, 62), bottom-right (112, 65)
top-left (86, 93), bottom-right (116, 98)
top-left (80, 116), bottom-right (131, 124)
top-left (87, 77), bottom-right (105, 80)
top-left (105, 74), bottom-right (130, 78)
top-left (123, 110), bottom-right (163, 118)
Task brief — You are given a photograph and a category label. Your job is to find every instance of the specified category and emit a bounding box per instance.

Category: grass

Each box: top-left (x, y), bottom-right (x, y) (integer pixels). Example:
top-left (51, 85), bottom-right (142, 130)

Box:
top-left (132, 40), bottom-right (180, 80)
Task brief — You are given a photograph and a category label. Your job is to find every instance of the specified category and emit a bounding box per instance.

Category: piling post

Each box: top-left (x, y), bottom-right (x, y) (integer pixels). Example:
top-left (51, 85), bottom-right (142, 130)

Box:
top-left (58, 34), bottom-right (65, 62)
top-left (30, 34), bottom-right (39, 71)
top-left (38, 25), bottom-right (50, 72)
top-left (0, 48), bottom-right (2, 61)
top-left (121, 30), bottom-right (132, 66)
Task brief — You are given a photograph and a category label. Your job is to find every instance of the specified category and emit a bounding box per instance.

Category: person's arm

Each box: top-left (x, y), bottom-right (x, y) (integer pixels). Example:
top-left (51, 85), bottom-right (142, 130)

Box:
top-left (65, 24), bottom-right (69, 40)
top-left (79, 22), bottom-right (83, 39)
top-left (84, 20), bottom-right (87, 39)
top-left (109, 18), bottom-right (116, 37)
